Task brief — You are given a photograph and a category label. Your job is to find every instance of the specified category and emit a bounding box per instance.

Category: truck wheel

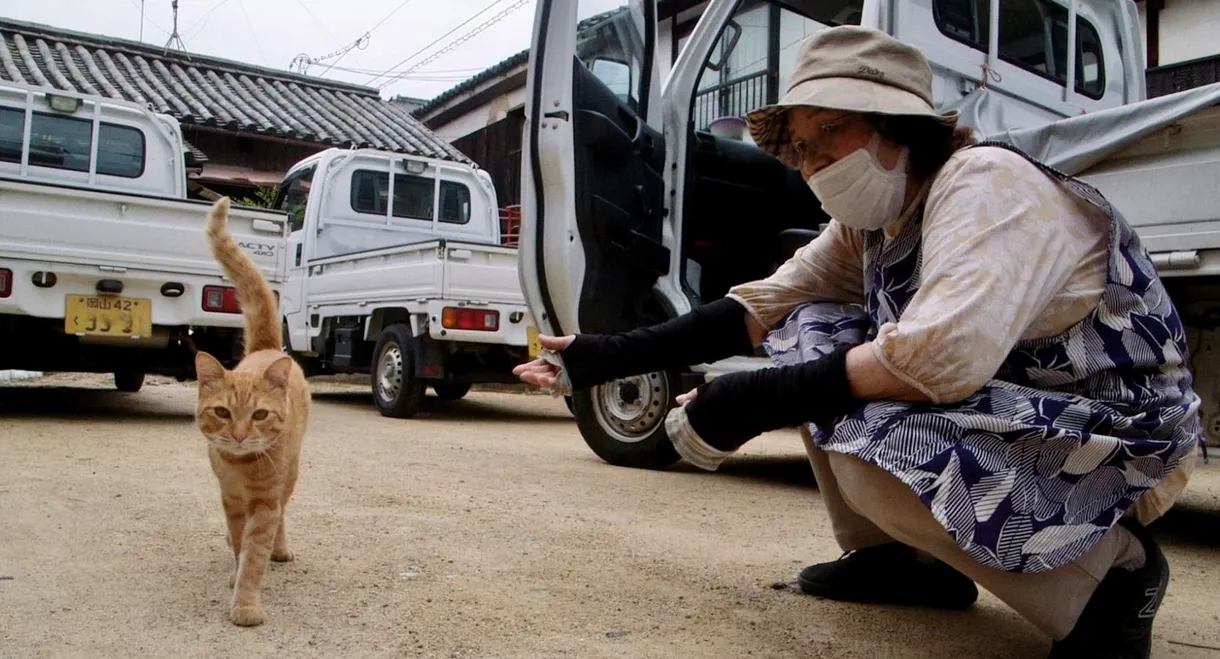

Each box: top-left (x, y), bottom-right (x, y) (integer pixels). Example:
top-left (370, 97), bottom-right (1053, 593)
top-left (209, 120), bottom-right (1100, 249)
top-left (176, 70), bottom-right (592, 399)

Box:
top-left (114, 370), bottom-right (145, 393)
top-left (563, 395), bottom-right (575, 415)
top-left (372, 325), bottom-right (425, 418)
top-left (572, 369), bottom-right (680, 470)
top-left (432, 383), bottom-right (471, 400)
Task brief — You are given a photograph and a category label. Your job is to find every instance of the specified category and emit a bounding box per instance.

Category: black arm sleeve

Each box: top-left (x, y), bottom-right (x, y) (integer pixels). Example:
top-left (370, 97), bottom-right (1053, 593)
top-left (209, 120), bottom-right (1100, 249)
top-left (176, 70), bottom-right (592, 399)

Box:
top-left (683, 347), bottom-right (858, 452)
top-left (559, 297), bottom-right (756, 391)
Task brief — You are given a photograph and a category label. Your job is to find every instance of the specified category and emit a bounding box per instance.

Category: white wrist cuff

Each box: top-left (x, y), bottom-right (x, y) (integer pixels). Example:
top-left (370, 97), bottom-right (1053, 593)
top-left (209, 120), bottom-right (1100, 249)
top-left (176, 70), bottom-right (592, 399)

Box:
top-left (539, 349), bottom-right (573, 397)
top-left (664, 405), bottom-right (735, 471)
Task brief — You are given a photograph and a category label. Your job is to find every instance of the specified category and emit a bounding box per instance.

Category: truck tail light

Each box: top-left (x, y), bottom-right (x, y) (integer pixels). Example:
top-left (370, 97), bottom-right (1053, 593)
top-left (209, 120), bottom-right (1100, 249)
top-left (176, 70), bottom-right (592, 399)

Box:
top-left (0, 269), bottom-right (10, 298)
top-left (202, 286), bottom-right (242, 314)
top-left (441, 306), bottom-right (499, 332)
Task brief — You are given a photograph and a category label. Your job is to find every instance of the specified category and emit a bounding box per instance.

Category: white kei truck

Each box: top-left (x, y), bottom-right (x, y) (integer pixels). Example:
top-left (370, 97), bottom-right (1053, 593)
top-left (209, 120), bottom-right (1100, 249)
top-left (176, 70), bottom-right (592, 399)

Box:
top-left (273, 148), bottom-right (542, 418)
top-left (0, 80), bottom-right (290, 391)
top-left (520, 0), bottom-right (1220, 468)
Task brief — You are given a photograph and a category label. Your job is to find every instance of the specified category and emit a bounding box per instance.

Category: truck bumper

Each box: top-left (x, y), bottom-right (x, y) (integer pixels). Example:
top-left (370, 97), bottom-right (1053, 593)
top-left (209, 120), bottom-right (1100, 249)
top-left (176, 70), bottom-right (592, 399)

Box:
top-left (0, 258), bottom-right (251, 329)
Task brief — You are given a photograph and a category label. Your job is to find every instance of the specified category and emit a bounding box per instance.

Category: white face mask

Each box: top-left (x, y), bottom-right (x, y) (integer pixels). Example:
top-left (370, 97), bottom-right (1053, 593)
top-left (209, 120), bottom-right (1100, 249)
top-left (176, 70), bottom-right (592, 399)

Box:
top-left (806, 133), bottom-right (909, 231)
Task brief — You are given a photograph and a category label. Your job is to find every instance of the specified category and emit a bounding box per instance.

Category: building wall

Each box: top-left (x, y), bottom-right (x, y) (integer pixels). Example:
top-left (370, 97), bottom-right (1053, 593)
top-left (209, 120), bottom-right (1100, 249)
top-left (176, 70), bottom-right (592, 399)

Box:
top-left (1158, 0), bottom-right (1220, 66)
top-left (430, 85), bottom-right (529, 142)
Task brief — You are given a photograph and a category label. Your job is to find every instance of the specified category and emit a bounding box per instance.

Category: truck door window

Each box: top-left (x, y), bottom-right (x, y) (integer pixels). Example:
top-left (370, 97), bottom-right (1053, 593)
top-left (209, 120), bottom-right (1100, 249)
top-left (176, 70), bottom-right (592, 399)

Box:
top-left (933, 0), bottom-right (1106, 99)
top-left (578, 2), bottom-right (647, 112)
top-left (350, 169), bottom-right (435, 222)
top-left (0, 107), bottom-right (23, 163)
top-left (276, 163), bottom-right (315, 233)
top-left (692, 1), bottom-right (863, 131)
top-left (438, 181), bottom-right (471, 225)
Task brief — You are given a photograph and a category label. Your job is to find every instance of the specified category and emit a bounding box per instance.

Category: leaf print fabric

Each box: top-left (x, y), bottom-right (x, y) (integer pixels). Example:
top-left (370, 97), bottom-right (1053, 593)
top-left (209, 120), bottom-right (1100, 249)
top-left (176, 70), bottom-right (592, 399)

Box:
top-left (764, 143), bottom-right (1203, 574)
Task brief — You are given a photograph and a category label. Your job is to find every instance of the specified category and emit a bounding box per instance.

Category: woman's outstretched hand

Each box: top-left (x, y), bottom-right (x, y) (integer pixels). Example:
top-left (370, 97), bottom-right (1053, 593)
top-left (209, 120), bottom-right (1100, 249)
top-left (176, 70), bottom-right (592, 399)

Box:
top-left (513, 334), bottom-right (576, 389)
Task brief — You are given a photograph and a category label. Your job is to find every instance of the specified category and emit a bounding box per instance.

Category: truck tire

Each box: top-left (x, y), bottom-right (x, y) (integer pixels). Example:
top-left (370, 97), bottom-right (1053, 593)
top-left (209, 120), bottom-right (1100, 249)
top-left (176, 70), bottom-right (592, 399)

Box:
top-left (372, 325), bottom-right (426, 419)
top-left (572, 369), bottom-right (680, 470)
top-left (114, 370), bottom-right (145, 393)
top-left (432, 383), bottom-right (471, 400)
top-left (563, 395), bottom-right (575, 415)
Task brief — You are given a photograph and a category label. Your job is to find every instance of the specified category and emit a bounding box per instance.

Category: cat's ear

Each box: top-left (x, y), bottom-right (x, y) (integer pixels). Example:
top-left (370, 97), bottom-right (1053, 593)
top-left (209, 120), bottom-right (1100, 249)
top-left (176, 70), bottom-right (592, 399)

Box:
top-left (195, 352), bottom-right (227, 389)
top-left (263, 355), bottom-right (294, 389)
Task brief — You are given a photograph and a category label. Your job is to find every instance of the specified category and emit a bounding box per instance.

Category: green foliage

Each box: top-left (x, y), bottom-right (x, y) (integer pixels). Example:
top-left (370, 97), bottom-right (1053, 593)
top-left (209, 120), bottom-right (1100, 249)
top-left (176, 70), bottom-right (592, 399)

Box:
top-left (233, 186), bottom-right (278, 209)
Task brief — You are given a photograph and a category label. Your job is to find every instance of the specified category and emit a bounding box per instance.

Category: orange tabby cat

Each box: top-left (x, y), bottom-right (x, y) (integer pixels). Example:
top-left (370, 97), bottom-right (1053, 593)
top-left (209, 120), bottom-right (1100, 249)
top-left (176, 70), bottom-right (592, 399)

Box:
top-left (195, 197), bottom-right (310, 627)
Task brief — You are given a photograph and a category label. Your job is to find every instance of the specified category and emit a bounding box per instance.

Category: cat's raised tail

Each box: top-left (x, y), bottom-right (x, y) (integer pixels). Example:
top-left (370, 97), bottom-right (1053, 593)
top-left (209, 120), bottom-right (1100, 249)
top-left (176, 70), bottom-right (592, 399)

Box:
top-left (206, 197), bottom-right (281, 356)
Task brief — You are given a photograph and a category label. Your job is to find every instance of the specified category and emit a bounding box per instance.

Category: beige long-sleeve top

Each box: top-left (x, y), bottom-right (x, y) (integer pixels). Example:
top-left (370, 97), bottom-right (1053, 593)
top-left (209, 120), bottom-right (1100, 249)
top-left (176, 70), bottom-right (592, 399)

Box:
top-left (726, 144), bottom-right (1195, 523)
top-left (728, 145), bottom-right (1111, 405)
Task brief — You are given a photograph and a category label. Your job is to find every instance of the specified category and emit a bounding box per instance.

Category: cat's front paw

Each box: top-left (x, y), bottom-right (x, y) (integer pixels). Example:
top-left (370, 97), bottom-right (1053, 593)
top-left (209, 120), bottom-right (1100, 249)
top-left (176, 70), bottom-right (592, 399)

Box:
top-left (271, 547), bottom-right (295, 562)
top-left (230, 603), bottom-right (264, 626)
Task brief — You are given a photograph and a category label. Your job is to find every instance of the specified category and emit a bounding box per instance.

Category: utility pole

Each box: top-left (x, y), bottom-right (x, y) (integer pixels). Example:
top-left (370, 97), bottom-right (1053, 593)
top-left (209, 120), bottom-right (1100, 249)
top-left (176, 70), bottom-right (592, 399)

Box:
top-left (139, 0), bottom-right (145, 41)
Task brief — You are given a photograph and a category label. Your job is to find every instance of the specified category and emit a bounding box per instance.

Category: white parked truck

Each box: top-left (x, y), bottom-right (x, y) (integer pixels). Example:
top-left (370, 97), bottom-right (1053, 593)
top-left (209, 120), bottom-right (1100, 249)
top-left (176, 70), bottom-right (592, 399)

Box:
top-left (0, 80), bottom-right (289, 391)
top-left (520, 0), bottom-right (1220, 468)
top-left (274, 147), bottom-right (541, 418)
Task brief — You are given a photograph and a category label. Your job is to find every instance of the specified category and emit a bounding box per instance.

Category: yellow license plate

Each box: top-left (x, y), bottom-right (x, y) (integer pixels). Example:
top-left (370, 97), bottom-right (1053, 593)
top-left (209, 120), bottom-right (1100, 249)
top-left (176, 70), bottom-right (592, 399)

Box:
top-left (527, 326), bottom-right (542, 359)
top-left (65, 295), bottom-right (152, 339)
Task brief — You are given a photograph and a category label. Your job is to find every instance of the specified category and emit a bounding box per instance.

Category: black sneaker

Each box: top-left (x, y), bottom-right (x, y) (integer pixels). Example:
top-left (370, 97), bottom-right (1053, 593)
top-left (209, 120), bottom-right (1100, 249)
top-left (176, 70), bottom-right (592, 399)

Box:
top-left (1047, 520), bottom-right (1169, 659)
top-left (797, 542), bottom-right (979, 610)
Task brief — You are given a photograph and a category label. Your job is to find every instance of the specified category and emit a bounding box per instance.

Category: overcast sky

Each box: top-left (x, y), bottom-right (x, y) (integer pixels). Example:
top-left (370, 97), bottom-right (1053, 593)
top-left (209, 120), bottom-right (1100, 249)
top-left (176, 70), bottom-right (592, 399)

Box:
top-left (5, 0), bottom-right (627, 101)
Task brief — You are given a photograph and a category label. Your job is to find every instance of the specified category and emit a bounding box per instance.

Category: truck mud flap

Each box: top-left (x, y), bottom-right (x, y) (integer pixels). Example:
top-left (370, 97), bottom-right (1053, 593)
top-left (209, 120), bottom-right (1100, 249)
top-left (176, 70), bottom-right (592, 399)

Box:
top-left (412, 333), bottom-right (445, 379)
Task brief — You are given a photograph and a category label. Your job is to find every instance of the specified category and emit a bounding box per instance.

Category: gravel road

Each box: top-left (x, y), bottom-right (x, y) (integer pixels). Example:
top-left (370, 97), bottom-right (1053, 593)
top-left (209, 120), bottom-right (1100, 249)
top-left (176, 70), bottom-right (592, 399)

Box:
top-left (1, 375), bottom-right (1218, 659)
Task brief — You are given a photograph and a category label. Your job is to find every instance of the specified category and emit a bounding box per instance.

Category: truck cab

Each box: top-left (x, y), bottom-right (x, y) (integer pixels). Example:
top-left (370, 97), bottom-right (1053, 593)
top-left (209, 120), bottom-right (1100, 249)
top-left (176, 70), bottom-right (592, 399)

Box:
top-left (519, 0), bottom-right (1146, 468)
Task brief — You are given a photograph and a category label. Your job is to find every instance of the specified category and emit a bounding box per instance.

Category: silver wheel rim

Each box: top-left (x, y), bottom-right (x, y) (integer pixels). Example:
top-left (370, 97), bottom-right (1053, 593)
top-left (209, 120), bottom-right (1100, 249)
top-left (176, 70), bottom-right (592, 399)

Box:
top-left (377, 344), bottom-right (404, 402)
top-left (592, 372), bottom-right (668, 443)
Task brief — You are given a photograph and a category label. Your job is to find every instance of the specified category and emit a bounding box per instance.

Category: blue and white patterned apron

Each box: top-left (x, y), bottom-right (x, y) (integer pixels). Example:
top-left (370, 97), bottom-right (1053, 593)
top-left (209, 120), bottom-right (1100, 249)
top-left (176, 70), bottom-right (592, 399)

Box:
top-left (765, 143), bottom-right (1204, 574)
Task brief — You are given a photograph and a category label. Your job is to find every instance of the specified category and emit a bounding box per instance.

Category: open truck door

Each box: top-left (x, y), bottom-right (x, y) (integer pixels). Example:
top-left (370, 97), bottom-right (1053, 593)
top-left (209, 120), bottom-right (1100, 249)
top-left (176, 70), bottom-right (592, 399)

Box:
top-left (519, 0), bottom-right (686, 468)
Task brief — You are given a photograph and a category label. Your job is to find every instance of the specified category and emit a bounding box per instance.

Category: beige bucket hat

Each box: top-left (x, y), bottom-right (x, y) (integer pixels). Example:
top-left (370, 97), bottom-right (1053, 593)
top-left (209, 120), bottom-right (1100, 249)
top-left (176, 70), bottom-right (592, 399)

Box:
top-left (746, 25), bottom-right (958, 160)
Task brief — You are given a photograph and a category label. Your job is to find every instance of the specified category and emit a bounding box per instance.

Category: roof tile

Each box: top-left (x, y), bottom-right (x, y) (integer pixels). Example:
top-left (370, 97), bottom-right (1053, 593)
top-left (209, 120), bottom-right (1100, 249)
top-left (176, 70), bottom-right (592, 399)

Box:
top-left (0, 17), bottom-right (471, 164)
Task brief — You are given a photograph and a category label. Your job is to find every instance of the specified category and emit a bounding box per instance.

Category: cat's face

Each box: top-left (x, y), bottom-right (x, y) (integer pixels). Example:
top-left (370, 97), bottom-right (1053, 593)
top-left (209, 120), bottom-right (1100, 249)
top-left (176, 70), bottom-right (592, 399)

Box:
top-left (195, 352), bottom-right (293, 456)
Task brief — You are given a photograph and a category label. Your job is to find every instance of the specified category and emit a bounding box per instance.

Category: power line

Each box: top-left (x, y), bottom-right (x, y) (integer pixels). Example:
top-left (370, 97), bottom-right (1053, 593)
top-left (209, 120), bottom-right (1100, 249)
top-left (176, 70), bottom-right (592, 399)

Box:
top-left (378, 0), bottom-right (531, 89)
top-left (322, 63), bottom-right (491, 77)
top-left (291, 35), bottom-right (371, 74)
top-left (316, 0), bottom-right (419, 77)
top-left (236, 0), bottom-right (269, 67)
top-left (128, 0), bottom-right (170, 38)
top-left (363, 0), bottom-right (515, 88)
top-left (183, 0), bottom-right (233, 40)
top-left (291, 0), bottom-right (368, 70)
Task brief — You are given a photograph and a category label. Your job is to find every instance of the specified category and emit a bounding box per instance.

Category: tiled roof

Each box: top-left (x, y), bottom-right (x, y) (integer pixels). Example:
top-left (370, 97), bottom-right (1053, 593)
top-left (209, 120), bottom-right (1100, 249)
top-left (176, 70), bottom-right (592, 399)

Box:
top-left (412, 7), bottom-right (629, 119)
top-left (0, 17), bottom-right (472, 164)
top-left (412, 51), bottom-right (530, 119)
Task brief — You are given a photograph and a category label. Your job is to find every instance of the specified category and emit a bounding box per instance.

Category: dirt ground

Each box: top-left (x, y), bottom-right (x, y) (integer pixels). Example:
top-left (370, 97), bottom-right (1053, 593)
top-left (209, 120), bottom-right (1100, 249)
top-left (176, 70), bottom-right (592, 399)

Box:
top-left (1, 375), bottom-right (1219, 659)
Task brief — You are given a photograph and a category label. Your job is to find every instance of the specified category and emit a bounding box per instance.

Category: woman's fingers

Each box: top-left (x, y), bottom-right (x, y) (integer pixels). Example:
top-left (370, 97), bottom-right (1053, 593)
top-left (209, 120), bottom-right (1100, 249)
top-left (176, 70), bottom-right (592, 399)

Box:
top-left (676, 389), bottom-right (698, 406)
top-left (512, 358), bottom-right (549, 376)
top-left (513, 335), bottom-right (575, 388)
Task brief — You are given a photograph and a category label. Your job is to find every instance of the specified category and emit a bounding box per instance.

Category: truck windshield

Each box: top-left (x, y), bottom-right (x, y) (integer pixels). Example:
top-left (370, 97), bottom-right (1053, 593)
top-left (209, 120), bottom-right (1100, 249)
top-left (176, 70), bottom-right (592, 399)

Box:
top-left (276, 163), bottom-right (315, 233)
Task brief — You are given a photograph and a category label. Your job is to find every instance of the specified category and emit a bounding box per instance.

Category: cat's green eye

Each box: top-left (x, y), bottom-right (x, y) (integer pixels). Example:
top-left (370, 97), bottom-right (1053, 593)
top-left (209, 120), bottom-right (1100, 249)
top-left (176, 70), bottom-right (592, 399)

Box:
top-left (251, 409), bottom-right (269, 421)
top-left (213, 407), bottom-right (231, 419)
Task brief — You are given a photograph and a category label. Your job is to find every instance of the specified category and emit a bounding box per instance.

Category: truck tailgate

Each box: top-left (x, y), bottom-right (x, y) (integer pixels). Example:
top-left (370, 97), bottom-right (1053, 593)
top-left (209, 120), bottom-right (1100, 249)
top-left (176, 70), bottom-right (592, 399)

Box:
top-left (1076, 105), bottom-right (1220, 274)
top-left (441, 242), bottom-right (526, 305)
top-left (0, 178), bottom-right (287, 282)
